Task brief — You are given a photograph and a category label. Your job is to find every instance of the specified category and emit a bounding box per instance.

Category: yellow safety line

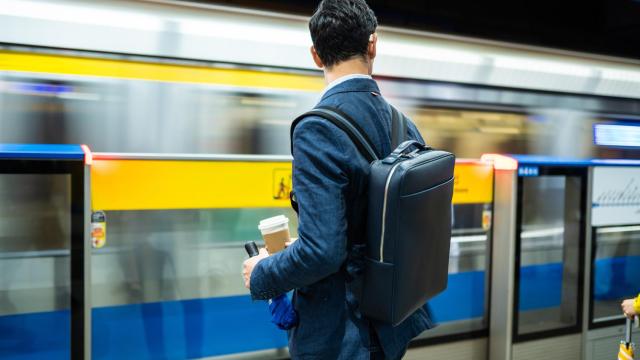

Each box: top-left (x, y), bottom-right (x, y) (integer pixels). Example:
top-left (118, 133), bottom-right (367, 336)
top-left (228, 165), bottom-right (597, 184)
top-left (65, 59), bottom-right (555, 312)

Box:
top-left (0, 51), bottom-right (324, 91)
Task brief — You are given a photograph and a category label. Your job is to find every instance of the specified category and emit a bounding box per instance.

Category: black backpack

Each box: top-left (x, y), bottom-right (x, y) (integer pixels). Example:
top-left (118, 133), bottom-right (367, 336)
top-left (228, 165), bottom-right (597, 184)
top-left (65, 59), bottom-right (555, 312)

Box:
top-left (291, 105), bottom-right (455, 326)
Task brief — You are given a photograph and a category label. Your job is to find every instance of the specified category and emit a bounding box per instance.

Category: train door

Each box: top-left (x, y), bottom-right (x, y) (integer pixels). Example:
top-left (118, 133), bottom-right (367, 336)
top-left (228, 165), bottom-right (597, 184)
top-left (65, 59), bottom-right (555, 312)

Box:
top-left (488, 156), bottom-right (588, 360)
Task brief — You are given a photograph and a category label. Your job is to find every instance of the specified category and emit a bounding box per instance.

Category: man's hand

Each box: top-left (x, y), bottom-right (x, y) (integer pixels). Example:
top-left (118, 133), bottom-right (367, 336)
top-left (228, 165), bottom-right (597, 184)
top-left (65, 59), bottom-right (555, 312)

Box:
top-left (243, 248), bottom-right (269, 289)
top-left (285, 237), bottom-right (298, 248)
top-left (622, 299), bottom-right (637, 319)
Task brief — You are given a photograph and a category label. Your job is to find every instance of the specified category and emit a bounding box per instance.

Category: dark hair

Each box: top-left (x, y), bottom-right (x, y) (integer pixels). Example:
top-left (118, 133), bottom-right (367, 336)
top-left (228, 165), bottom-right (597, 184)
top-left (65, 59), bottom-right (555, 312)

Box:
top-left (309, 0), bottom-right (378, 68)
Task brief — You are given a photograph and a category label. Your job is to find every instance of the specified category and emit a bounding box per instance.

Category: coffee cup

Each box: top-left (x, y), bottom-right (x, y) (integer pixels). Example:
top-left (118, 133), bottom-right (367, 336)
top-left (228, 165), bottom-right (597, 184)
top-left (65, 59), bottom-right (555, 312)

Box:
top-left (258, 215), bottom-right (290, 254)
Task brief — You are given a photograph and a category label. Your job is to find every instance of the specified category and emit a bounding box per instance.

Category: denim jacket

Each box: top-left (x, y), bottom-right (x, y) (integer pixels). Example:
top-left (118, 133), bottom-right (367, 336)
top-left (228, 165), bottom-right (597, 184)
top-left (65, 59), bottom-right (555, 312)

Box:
top-left (250, 78), bottom-right (435, 359)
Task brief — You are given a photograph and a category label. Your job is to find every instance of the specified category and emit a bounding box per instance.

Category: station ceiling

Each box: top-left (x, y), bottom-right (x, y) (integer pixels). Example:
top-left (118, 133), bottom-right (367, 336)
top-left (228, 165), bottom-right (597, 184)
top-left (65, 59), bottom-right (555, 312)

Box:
top-left (193, 0), bottom-right (640, 61)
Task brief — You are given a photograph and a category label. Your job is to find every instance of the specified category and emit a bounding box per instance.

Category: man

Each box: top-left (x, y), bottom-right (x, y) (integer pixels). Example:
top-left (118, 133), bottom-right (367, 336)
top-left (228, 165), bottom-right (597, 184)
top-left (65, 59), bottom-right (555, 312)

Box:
top-left (242, 0), bottom-right (434, 358)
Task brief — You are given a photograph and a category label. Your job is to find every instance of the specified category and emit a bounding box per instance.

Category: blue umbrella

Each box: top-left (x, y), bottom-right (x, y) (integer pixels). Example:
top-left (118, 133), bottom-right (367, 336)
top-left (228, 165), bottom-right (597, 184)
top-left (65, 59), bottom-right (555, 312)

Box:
top-left (245, 242), bottom-right (298, 330)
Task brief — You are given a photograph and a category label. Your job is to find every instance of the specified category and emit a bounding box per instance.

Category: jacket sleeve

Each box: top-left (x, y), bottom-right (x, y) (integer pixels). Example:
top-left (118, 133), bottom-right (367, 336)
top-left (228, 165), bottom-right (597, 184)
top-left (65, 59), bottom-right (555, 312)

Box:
top-left (407, 120), bottom-right (426, 144)
top-left (249, 117), bottom-right (351, 300)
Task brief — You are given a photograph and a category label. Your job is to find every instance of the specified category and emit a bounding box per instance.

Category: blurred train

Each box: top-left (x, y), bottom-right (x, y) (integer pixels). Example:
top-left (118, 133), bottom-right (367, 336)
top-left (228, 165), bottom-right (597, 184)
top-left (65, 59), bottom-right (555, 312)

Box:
top-left (1, 0), bottom-right (640, 159)
top-left (1, 1), bottom-right (640, 359)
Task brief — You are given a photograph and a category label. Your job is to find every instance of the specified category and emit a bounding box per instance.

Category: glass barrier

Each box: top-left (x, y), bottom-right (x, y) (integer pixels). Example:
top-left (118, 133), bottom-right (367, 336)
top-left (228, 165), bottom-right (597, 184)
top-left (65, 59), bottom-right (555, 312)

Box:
top-left (420, 203), bottom-right (491, 339)
top-left (0, 174), bottom-right (71, 358)
top-left (88, 156), bottom-right (493, 356)
top-left (418, 161), bottom-right (493, 341)
top-left (88, 156), bottom-right (297, 359)
top-left (592, 226), bottom-right (640, 324)
top-left (91, 208), bottom-right (297, 359)
top-left (515, 175), bottom-right (584, 338)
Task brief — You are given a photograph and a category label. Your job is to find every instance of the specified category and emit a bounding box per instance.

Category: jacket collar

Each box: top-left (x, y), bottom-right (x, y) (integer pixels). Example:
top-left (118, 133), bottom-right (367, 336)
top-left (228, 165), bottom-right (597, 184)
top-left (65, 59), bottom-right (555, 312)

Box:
top-left (319, 77), bottom-right (381, 102)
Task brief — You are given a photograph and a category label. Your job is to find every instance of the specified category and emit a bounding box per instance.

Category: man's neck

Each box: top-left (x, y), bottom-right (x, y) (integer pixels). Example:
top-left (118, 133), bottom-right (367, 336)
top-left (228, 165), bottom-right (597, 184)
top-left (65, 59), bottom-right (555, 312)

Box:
top-left (324, 59), bottom-right (371, 85)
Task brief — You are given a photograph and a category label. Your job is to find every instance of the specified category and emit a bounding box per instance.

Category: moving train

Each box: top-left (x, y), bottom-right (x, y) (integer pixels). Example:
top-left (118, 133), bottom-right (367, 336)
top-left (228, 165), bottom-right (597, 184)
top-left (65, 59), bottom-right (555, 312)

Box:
top-left (1, 0), bottom-right (640, 159)
top-left (1, 1), bottom-right (640, 359)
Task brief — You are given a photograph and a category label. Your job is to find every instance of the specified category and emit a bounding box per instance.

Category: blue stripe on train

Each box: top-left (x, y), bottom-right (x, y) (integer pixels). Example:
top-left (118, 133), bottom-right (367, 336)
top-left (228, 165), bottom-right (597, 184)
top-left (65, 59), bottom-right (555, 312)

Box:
top-left (0, 296), bottom-right (287, 359)
top-left (593, 255), bottom-right (640, 301)
top-left (425, 262), bottom-right (565, 323)
top-left (0, 309), bottom-right (70, 359)
top-left (429, 270), bottom-right (485, 322)
top-left (2, 257), bottom-right (638, 358)
top-left (92, 296), bottom-right (288, 359)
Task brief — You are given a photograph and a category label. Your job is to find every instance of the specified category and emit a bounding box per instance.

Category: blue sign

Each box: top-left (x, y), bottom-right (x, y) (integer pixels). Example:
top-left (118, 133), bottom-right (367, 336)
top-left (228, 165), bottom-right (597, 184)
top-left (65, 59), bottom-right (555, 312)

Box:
top-left (518, 166), bottom-right (539, 177)
top-left (594, 123), bottom-right (640, 148)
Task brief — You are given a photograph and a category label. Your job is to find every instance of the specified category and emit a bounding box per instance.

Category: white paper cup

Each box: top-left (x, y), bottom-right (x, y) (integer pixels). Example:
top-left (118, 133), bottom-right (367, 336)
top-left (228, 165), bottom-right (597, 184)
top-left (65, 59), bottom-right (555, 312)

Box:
top-left (258, 215), bottom-right (290, 254)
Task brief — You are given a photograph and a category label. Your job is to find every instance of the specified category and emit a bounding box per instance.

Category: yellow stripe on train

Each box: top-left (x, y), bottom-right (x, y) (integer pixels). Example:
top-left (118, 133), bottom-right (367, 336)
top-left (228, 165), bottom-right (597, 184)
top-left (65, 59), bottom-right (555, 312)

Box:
top-left (91, 159), bottom-right (493, 211)
top-left (0, 51), bottom-right (324, 91)
top-left (453, 161), bottom-right (494, 205)
top-left (91, 159), bottom-right (294, 210)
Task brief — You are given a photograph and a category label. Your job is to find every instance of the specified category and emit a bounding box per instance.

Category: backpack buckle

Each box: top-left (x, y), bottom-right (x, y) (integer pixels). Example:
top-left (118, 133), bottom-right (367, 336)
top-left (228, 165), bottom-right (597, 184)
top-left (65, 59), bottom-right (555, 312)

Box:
top-left (401, 149), bottom-right (420, 159)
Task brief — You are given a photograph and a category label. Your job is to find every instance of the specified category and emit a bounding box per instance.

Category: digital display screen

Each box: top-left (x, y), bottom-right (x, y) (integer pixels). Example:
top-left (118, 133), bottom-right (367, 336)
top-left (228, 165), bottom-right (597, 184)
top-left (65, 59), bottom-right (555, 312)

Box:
top-left (594, 123), bottom-right (640, 148)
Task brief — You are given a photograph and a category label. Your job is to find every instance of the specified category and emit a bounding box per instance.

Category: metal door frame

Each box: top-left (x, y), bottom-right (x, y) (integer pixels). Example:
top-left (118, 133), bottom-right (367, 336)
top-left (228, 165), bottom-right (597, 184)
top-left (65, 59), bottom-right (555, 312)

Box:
top-left (511, 166), bottom-right (588, 343)
top-left (0, 150), bottom-right (91, 359)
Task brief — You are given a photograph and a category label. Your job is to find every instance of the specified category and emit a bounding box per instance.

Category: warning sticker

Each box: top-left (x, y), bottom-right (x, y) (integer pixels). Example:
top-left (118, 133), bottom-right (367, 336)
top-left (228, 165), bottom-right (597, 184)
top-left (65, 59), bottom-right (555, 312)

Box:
top-left (453, 163), bottom-right (493, 205)
top-left (272, 169), bottom-right (292, 200)
top-left (91, 210), bottom-right (107, 249)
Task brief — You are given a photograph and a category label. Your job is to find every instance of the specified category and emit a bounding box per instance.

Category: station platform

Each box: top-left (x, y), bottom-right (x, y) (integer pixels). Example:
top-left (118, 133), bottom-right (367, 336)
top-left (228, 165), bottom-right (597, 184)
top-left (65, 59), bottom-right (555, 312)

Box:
top-left (0, 146), bottom-right (639, 360)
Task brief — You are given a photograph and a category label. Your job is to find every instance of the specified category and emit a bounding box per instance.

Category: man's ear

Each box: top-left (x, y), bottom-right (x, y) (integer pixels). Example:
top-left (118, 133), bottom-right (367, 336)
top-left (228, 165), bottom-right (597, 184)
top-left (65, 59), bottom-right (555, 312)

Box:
top-left (310, 46), bottom-right (324, 69)
top-left (368, 33), bottom-right (378, 61)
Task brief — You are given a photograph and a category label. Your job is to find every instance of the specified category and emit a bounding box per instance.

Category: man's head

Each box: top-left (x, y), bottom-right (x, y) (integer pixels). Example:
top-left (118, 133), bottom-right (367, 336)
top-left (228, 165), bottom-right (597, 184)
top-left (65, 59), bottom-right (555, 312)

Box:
top-left (309, 0), bottom-right (378, 71)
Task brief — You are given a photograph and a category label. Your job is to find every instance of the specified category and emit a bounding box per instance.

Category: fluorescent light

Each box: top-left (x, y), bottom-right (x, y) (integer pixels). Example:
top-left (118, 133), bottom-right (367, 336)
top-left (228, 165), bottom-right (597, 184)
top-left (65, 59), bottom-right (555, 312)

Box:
top-left (0, 0), bottom-right (163, 31)
top-left (521, 227), bottom-right (564, 239)
top-left (380, 41), bottom-right (484, 65)
top-left (451, 235), bottom-right (487, 243)
top-left (180, 18), bottom-right (309, 46)
top-left (597, 225), bottom-right (640, 234)
top-left (493, 55), bottom-right (592, 77)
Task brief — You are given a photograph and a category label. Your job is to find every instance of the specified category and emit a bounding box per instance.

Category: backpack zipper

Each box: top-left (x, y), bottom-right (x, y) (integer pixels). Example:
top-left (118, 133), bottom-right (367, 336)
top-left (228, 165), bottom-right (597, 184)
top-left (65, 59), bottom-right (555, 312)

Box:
top-left (379, 153), bottom-right (450, 262)
top-left (380, 162), bottom-right (402, 262)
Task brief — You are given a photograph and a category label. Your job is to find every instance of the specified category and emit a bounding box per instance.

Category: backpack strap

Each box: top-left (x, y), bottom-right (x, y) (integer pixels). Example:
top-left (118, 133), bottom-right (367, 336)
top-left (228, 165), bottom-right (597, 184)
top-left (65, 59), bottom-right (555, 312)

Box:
top-left (390, 105), bottom-right (407, 149)
top-left (290, 106), bottom-right (379, 163)
top-left (289, 106), bottom-right (380, 215)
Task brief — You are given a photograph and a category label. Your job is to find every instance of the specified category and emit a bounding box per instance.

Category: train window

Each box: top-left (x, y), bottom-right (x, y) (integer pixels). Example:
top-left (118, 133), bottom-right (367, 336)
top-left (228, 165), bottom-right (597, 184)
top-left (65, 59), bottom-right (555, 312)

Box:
top-left (0, 174), bottom-right (71, 357)
top-left (515, 174), bottom-right (584, 339)
top-left (408, 107), bottom-right (529, 158)
top-left (591, 226), bottom-right (640, 325)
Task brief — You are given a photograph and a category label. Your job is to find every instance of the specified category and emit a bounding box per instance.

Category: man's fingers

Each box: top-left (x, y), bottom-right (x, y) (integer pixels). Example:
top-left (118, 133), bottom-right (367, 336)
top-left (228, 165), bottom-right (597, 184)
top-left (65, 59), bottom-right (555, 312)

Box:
top-left (242, 253), bottom-right (268, 290)
top-left (242, 259), bottom-right (251, 289)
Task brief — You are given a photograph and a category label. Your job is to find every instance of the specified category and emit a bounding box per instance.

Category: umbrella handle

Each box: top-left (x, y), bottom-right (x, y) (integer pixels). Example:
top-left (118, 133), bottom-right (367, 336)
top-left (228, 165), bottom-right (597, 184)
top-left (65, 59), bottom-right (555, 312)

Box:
top-left (626, 316), bottom-right (633, 349)
top-left (245, 241), bottom-right (260, 257)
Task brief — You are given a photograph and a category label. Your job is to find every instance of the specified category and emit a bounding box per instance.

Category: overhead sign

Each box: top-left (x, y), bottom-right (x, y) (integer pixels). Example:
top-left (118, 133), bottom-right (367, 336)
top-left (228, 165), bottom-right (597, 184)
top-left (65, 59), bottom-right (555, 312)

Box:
top-left (592, 167), bottom-right (640, 226)
top-left (594, 123), bottom-right (640, 148)
top-left (518, 166), bottom-right (539, 177)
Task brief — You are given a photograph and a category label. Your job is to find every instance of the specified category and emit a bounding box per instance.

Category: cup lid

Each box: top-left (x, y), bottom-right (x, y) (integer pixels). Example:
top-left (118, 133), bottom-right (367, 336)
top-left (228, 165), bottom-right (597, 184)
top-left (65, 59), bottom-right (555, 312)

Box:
top-left (258, 215), bottom-right (289, 231)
